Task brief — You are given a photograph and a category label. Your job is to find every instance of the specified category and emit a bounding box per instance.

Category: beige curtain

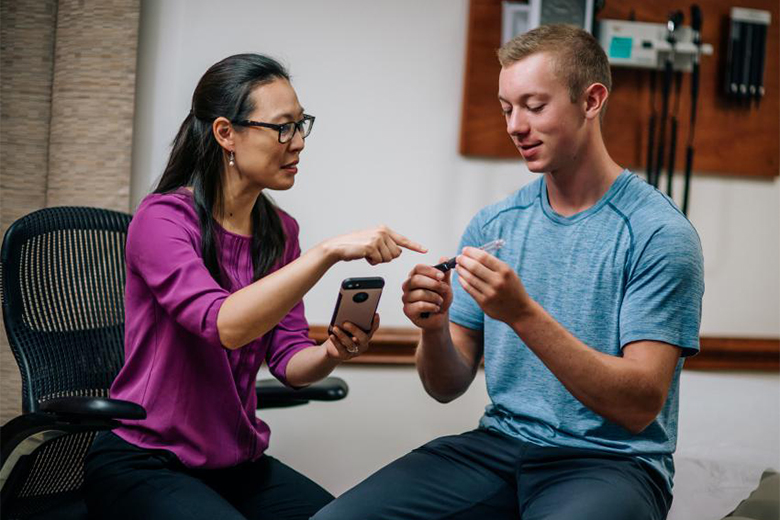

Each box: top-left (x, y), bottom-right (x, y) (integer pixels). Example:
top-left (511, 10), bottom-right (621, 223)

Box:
top-left (0, 0), bottom-right (140, 423)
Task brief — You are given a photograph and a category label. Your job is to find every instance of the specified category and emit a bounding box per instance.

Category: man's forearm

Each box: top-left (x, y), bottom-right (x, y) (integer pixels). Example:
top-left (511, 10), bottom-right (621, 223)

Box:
top-left (416, 323), bottom-right (479, 403)
top-left (509, 300), bottom-right (672, 433)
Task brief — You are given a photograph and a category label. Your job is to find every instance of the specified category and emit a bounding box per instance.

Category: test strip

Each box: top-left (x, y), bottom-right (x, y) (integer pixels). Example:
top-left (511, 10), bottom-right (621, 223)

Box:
top-left (421, 239), bottom-right (506, 318)
top-left (432, 239), bottom-right (506, 273)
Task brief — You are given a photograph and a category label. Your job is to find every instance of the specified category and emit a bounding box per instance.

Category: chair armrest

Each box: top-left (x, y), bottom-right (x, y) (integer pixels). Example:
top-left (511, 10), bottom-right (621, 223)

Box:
top-left (1, 398), bottom-right (145, 467)
top-left (38, 396), bottom-right (146, 420)
top-left (256, 376), bottom-right (349, 409)
top-left (0, 413), bottom-right (102, 467)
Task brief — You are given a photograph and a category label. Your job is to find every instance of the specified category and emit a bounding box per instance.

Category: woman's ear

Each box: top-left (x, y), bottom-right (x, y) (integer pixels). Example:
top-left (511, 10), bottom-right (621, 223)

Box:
top-left (583, 83), bottom-right (609, 121)
top-left (212, 117), bottom-right (235, 151)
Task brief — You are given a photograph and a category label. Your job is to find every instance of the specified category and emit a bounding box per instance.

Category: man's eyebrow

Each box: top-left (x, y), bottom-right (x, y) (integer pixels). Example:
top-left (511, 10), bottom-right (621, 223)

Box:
top-left (498, 93), bottom-right (547, 103)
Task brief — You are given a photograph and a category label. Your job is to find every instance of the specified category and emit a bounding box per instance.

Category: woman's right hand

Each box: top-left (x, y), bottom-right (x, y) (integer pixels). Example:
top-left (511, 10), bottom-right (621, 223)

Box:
top-left (320, 226), bottom-right (426, 265)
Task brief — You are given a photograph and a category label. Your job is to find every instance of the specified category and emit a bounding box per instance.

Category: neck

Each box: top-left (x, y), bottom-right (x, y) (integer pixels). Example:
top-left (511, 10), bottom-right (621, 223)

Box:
top-left (217, 167), bottom-right (262, 235)
top-left (544, 126), bottom-right (623, 217)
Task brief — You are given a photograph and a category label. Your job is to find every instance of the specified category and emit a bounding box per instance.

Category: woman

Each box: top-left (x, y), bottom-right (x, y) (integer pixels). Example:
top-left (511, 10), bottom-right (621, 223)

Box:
top-left (83, 53), bottom-right (425, 520)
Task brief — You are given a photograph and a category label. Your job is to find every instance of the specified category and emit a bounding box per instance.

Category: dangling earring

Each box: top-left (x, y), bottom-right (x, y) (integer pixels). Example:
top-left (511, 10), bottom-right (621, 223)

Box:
top-left (228, 150), bottom-right (235, 167)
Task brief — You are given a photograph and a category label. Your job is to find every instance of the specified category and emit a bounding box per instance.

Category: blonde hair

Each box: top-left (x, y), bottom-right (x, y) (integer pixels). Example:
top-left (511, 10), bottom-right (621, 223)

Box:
top-left (497, 24), bottom-right (611, 104)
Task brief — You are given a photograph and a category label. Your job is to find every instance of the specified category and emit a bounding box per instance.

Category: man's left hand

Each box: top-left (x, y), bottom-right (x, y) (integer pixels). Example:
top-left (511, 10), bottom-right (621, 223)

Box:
top-left (455, 247), bottom-right (531, 324)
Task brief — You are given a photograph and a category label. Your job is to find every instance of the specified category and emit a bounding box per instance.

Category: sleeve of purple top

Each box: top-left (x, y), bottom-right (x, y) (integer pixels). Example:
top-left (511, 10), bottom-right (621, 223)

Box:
top-left (265, 215), bottom-right (317, 385)
top-left (126, 196), bottom-right (230, 348)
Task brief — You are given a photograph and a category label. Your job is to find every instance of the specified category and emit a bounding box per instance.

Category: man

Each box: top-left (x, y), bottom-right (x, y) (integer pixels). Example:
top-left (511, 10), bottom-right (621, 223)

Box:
top-left (313, 24), bottom-right (703, 520)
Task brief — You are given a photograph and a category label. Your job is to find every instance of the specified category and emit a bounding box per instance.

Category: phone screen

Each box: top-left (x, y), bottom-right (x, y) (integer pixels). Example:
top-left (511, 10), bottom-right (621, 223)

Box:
top-left (328, 277), bottom-right (384, 334)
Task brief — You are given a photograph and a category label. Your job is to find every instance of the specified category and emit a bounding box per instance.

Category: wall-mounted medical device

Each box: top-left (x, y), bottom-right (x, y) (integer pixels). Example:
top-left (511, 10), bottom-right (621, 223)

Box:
top-left (597, 19), bottom-right (712, 71)
top-left (598, 8), bottom-right (712, 217)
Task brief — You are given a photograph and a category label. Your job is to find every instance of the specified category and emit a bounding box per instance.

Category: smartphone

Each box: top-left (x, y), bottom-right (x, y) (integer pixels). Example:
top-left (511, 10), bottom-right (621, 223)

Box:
top-left (328, 277), bottom-right (384, 335)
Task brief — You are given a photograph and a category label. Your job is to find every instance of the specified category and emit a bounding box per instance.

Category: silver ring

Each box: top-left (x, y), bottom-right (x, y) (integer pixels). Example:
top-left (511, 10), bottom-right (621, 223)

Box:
top-left (346, 345), bottom-right (359, 354)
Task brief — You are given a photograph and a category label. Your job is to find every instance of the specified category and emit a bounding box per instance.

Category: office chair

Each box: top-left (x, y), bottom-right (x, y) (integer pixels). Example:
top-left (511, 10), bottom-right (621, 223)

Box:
top-left (0, 206), bottom-right (347, 520)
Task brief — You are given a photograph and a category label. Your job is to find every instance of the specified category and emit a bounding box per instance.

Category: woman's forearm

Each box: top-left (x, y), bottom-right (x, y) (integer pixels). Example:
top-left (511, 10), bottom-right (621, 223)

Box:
top-left (284, 342), bottom-right (342, 387)
top-left (217, 225), bottom-right (425, 350)
top-left (216, 243), bottom-right (336, 349)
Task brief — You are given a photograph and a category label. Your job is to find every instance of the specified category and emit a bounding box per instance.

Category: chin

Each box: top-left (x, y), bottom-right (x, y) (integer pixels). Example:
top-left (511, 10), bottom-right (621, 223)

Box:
top-left (275, 178), bottom-right (296, 191)
top-left (525, 159), bottom-right (549, 174)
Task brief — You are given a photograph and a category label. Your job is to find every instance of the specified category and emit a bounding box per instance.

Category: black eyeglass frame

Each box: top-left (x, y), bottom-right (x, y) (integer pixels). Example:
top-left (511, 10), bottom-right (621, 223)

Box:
top-left (233, 114), bottom-right (315, 143)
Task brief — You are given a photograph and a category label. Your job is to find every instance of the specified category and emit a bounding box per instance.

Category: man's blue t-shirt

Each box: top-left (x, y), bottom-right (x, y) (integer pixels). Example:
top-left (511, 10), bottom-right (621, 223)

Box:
top-left (449, 170), bottom-right (704, 493)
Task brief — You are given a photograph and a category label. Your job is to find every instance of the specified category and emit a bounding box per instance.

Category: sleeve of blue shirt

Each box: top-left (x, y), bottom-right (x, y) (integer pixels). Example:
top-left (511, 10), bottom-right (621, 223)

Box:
top-left (619, 219), bottom-right (704, 357)
top-left (449, 212), bottom-right (487, 331)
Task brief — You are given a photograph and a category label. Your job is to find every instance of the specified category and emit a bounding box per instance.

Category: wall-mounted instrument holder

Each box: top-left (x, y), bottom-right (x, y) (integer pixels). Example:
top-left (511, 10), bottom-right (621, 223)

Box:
top-left (597, 19), bottom-right (712, 71)
top-left (724, 7), bottom-right (770, 102)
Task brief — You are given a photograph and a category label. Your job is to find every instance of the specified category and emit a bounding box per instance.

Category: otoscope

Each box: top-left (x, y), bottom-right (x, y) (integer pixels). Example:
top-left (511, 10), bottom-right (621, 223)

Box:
top-left (646, 70), bottom-right (657, 183)
top-left (683, 5), bottom-right (702, 216)
top-left (653, 11), bottom-right (683, 188)
top-left (666, 11), bottom-right (685, 198)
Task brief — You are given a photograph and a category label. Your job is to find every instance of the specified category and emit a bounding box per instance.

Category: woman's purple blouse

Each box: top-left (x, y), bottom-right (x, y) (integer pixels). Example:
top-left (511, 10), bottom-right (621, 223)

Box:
top-left (110, 190), bottom-right (315, 468)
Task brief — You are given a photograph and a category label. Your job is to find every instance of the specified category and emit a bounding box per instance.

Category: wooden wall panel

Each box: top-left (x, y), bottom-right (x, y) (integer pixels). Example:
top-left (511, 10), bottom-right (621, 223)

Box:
top-left (310, 326), bottom-right (780, 371)
top-left (460, 0), bottom-right (509, 158)
top-left (460, 0), bottom-right (780, 177)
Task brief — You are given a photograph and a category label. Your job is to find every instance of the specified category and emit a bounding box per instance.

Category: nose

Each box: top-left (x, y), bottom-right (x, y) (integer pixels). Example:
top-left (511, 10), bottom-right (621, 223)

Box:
top-left (506, 110), bottom-right (530, 138)
top-left (288, 126), bottom-right (305, 152)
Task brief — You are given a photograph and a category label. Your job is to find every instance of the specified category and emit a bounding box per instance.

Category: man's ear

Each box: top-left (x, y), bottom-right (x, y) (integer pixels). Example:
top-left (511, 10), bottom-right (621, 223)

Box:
top-left (212, 116), bottom-right (235, 150)
top-left (582, 83), bottom-right (609, 121)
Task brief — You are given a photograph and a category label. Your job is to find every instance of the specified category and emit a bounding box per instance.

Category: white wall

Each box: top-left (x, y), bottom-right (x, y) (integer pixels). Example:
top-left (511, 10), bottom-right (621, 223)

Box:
top-left (132, 0), bottom-right (780, 510)
top-left (132, 0), bottom-right (780, 338)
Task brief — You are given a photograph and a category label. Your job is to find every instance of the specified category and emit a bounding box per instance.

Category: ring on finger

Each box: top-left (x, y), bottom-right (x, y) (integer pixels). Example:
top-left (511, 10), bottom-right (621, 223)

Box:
top-left (346, 345), bottom-right (359, 354)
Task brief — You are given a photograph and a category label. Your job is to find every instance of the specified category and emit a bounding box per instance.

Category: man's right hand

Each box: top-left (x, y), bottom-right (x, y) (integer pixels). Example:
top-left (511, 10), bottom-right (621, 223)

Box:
top-left (401, 258), bottom-right (453, 329)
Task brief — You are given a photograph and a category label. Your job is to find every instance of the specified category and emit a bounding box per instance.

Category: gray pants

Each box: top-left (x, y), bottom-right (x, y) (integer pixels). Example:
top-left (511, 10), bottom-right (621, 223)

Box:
top-left (312, 428), bottom-right (671, 520)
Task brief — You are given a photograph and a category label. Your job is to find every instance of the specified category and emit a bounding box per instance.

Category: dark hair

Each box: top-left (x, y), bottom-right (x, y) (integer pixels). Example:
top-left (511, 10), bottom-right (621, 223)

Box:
top-left (155, 53), bottom-right (289, 287)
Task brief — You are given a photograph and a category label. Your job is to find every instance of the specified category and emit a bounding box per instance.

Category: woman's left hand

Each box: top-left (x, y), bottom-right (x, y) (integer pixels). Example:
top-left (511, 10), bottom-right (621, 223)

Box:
top-left (326, 314), bottom-right (380, 361)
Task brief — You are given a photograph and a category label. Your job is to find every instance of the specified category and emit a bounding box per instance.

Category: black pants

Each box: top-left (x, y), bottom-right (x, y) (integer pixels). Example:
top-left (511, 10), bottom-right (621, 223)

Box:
top-left (312, 428), bottom-right (672, 520)
top-left (83, 431), bottom-right (333, 520)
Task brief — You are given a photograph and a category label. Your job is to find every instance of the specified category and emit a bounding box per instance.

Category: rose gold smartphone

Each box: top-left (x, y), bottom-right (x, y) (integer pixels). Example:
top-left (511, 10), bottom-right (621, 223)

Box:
top-left (328, 277), bottom-right (384, 334)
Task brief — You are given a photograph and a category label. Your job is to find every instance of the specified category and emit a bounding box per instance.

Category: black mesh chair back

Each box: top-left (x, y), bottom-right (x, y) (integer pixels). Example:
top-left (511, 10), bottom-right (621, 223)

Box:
top-left (1, 205), bottom-right (348, 519)
top-left (1, 206), bottom-right (132, 519)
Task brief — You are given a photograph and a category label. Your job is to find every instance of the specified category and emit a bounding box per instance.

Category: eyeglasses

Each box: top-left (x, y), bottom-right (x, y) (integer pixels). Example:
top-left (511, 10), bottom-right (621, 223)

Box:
top-left (233, 114), bottom-right (315, 144)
